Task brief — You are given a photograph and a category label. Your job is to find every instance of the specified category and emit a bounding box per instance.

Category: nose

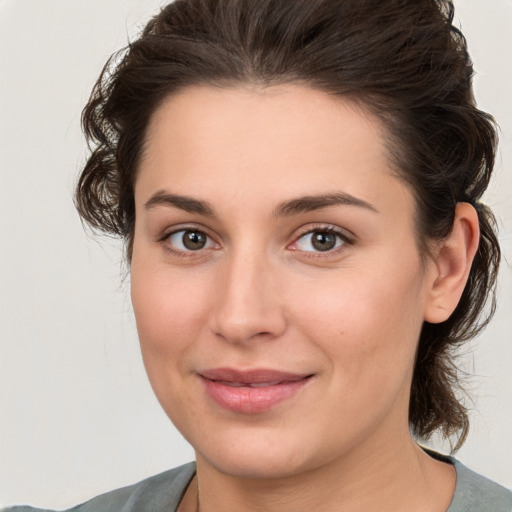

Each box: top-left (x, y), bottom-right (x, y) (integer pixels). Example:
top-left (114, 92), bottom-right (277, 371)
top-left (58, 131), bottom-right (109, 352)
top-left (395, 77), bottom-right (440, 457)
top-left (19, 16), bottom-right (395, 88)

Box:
top-left (208, 248), bottom-right (287, 345)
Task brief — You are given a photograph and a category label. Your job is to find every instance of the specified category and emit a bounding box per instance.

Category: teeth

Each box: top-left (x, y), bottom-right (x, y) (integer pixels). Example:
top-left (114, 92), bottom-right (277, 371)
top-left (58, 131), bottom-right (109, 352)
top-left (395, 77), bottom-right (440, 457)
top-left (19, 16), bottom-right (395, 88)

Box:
top-left (248, 381), bottom-right (281, 388)
top-left (217, 381), bottom-right (245, 387)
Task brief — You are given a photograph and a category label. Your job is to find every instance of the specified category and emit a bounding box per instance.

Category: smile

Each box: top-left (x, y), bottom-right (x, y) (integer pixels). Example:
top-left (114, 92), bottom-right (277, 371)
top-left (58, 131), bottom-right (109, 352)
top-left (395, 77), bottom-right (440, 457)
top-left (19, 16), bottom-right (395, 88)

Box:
top-left (199, 368), bottom-right (313, 414)
top-left (214, 381), bottom-right (284, 388)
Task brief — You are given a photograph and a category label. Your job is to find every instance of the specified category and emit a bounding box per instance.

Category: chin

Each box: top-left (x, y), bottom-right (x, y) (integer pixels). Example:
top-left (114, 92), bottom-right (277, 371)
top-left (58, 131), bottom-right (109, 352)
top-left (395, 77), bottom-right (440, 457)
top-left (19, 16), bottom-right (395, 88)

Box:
top-left (191, 423), bottom-right (339, 481)
top-left (199, 448), bottom-right (312, 480)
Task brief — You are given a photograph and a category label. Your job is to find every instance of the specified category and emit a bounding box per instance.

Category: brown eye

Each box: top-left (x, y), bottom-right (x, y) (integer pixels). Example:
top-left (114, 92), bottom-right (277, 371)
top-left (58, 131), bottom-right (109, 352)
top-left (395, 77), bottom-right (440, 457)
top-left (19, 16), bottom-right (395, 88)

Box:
top-left (168, 229), bottom-right (214, 251)
top-left (311, 232), bottom-right (337, 251)
top-left (183, 230), bottom-right (207, 250)
top-left (294, 229), bottom-right (345, 253)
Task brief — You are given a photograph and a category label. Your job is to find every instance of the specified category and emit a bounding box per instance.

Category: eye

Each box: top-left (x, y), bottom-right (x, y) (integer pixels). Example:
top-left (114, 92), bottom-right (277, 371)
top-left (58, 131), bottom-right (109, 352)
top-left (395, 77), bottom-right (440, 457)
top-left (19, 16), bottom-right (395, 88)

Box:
top-left (293, 229), bottom-right (346, 252)
top-left (166, 229), bottom-right (216, 252)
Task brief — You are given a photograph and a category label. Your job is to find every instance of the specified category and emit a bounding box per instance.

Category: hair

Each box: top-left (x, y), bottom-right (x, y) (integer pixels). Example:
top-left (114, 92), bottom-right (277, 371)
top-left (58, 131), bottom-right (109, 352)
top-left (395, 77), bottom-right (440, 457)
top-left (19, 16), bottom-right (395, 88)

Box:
top-left (76, 0), bottom-right (500, 450)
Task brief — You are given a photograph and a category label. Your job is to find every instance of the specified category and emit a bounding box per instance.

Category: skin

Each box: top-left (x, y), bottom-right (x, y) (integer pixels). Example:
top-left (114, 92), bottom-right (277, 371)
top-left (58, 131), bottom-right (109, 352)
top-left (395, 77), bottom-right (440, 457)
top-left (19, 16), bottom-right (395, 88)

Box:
top-left (130, 85), bottom-right (479, 512)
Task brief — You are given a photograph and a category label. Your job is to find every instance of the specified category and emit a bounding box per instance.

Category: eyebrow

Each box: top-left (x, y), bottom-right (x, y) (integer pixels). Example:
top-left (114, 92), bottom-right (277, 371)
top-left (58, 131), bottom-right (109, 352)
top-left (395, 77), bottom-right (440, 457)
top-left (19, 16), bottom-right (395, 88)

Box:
top-left (273, 192), bottom-right (378, 217)
top-left (144, 190), bottom-right (378, 217)
top-left (144, 190), bottom-right (215, 216)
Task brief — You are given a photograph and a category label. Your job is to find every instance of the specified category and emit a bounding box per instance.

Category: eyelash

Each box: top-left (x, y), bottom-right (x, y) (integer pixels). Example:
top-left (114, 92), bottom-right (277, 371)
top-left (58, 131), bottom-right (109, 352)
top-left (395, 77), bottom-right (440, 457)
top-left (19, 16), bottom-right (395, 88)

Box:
top-left (159, 225), bottom-right (219, 258)
top-left (158, 224), bottom-right (353, 258)
top-left (289, 225), bottom-right (353, 257)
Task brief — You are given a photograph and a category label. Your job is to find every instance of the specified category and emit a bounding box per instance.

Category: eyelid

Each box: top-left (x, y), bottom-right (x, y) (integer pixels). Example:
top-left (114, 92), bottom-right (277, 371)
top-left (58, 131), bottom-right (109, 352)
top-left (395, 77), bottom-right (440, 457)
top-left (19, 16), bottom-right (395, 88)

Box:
top-left (159, 224), bottom-right (220, 256)
top-left (287, 224), bottom-right (354, 254)
top-left (157, 222), bottom-right (353, 257)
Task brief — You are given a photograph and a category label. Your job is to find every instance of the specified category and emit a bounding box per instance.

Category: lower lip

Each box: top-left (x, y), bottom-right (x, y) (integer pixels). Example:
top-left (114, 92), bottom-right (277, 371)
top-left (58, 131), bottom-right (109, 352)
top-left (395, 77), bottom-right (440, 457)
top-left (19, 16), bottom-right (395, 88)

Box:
top-left (201, 376), bottom-right (311, 414)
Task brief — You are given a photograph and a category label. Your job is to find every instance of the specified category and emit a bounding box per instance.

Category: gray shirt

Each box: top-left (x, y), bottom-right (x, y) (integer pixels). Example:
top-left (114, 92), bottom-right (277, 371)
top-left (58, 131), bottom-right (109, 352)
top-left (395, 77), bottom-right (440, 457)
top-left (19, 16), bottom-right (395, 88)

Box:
top-left (3, 458), bottom-right (511, 512)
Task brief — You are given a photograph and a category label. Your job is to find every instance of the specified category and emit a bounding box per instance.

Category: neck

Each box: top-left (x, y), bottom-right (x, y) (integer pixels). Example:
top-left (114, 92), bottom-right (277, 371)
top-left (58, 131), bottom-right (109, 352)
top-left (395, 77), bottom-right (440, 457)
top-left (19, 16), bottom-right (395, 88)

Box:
top-left (188, 434), bottom-right (455, 512)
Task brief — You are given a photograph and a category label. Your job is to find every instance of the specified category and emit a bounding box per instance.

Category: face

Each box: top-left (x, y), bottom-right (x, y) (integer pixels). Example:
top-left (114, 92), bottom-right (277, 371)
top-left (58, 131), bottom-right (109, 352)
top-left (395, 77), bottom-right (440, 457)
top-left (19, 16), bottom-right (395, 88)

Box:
top-left (131, 85), bottom-right (437, 479)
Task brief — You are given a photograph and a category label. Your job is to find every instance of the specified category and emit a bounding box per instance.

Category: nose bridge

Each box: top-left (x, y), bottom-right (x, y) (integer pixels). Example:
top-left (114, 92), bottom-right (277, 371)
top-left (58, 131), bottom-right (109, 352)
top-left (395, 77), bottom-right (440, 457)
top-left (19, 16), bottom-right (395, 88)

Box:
top-left (209, 242), bottom-right (286, 344)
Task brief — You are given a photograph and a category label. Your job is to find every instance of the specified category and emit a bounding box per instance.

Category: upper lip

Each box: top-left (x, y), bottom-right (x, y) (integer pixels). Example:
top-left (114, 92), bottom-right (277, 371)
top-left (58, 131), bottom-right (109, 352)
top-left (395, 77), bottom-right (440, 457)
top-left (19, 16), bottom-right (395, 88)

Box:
top-left (199, 368), bottom-right (312, 385)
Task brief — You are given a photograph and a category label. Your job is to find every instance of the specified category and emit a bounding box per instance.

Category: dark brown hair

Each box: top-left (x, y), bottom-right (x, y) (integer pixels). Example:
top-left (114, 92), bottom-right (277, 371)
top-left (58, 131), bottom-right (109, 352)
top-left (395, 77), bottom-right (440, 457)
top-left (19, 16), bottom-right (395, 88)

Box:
top-left (76, 0), bottom-right (500, 450)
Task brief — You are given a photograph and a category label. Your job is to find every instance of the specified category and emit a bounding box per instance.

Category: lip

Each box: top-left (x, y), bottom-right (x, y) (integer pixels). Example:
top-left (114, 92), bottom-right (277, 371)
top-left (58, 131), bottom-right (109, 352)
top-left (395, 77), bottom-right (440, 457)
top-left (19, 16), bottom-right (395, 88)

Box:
top-left (199, 368), bottom-right (313, 414)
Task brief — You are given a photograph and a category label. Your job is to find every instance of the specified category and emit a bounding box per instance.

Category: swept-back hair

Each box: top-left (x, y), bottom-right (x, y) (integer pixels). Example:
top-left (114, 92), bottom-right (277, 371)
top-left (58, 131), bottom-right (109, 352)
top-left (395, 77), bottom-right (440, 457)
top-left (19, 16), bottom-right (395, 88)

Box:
top-left (76, 0), bottom-right (500, 449)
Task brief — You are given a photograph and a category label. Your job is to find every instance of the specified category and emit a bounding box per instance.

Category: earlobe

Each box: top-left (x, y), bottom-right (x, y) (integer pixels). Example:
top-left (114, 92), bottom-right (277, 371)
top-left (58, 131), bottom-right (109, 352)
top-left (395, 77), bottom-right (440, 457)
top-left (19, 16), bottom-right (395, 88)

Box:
top-left (424, 203), bottom-right (480, 324)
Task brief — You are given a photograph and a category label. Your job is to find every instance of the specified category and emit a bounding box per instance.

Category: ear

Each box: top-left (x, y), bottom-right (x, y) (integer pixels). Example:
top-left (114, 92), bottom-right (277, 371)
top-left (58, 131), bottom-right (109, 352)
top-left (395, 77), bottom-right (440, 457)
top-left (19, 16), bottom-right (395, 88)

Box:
top-left (424, 202), bottom-right (480, 324)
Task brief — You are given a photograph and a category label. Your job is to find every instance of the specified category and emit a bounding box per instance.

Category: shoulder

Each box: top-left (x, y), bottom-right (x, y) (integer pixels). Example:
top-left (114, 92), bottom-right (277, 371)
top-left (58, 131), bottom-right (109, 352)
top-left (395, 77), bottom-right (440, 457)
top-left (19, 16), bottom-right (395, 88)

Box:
top-left (448, 458), bottom-right (512, 512)
top-left (1, 462), bottom-right (196, 512)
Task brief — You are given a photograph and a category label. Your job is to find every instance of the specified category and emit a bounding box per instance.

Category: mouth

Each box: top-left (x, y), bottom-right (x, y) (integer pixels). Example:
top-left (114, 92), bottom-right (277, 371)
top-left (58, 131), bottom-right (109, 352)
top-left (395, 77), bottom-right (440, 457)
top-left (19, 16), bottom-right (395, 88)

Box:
top-left (213, 380), bottom-right (292, 388)
top-left (198, 368), bottom-right (314, 413)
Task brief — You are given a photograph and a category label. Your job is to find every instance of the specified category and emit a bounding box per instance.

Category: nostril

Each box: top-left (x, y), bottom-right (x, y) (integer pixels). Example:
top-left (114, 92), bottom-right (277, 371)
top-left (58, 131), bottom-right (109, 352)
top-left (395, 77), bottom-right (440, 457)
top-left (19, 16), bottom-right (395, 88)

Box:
top-left (209, 311), bottom-right (287, 344)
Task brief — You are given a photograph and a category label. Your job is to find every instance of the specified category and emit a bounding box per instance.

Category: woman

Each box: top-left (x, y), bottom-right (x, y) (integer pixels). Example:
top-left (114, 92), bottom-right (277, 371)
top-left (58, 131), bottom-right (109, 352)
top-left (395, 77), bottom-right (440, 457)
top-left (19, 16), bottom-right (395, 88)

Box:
top-left (4, 0), bottom-right (511, 510)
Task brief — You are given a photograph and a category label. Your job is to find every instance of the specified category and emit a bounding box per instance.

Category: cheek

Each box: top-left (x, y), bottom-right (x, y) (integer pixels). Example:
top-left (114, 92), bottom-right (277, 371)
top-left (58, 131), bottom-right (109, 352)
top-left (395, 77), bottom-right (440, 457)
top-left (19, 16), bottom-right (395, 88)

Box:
top-left (130, 261), bottom-right (211, 367)
top-left (290, 257), bottom-right (426, 384)
top-left (130, 261), bottom-right (216, 428)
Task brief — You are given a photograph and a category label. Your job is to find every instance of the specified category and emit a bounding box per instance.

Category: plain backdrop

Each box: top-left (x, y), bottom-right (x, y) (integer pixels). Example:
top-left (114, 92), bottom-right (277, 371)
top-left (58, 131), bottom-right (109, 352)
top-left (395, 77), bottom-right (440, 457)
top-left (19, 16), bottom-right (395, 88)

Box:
top-left (0, 0), bottom-right (511, 508)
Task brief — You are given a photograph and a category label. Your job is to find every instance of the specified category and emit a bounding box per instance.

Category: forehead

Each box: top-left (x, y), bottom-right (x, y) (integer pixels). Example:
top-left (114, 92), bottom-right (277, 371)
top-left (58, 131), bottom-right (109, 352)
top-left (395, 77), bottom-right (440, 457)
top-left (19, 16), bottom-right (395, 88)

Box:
top-left (137, 84), bottom-right (412, 218)
top-left (142, 84), bottom-right (387, 172)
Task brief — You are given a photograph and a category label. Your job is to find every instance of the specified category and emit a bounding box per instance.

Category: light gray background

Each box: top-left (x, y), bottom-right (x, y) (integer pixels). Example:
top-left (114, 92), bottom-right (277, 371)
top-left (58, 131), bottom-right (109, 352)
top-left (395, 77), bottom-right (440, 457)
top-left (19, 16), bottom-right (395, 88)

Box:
top-left (0, 0), bottom-right (511, 508)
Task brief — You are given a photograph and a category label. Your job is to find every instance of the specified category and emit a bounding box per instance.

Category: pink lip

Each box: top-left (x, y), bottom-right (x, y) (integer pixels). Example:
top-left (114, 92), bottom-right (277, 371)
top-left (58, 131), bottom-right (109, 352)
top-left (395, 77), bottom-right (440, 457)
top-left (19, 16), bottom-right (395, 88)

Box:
top-left (199, 368), bottom-right (313, 414)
